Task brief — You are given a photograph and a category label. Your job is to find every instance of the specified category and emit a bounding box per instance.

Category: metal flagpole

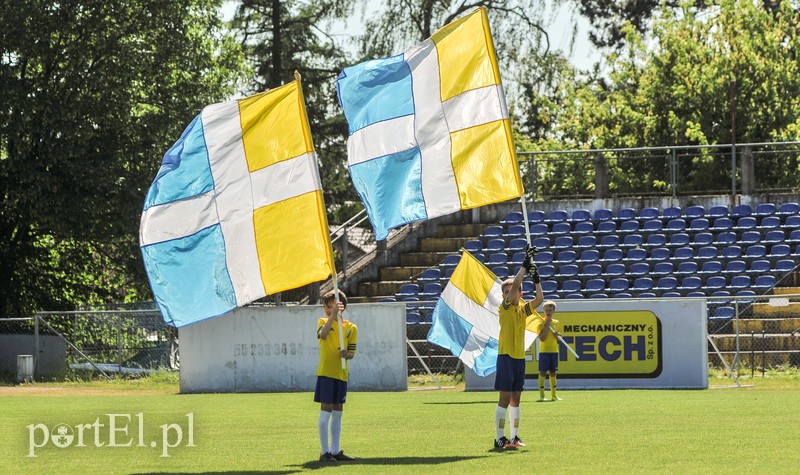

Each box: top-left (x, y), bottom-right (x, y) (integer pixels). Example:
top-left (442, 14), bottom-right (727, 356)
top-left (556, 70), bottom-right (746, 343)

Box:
top-left (331, 275), bottom-right (348, 370)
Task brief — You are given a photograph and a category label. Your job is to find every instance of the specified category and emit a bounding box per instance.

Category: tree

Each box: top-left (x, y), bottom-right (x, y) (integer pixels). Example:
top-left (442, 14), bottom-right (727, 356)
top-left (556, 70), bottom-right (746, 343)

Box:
top-left (0, 0), bottom-right (249, 317)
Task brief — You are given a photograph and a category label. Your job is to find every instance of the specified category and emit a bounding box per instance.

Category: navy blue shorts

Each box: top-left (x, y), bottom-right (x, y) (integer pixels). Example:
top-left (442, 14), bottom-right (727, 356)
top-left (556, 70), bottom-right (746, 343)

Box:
top-left (538, 352), bottom-right (559, 373)
top-left (494, 354), bottom-right (525, 392)
top-left (314, 376), bottom-right (348, 404)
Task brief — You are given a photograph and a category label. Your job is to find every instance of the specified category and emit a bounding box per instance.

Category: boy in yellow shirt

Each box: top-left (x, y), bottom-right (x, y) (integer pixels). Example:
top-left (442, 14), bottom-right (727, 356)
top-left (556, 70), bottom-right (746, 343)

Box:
top-left (533, 300), bottom-right (561, 402)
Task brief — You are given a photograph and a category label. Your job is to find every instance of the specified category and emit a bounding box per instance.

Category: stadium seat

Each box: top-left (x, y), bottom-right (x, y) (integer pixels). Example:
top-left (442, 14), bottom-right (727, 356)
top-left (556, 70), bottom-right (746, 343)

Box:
top-left (629, 262), bottom-right (650, 276)
top-left (596, 220), bottom-right (617, 234)
top-left (556, 264), bottom-right (579, 279)
top-left (464, 239), bottom-right (482, 253)
top-left (753, 202), bottom-right (776, 218)
top-left (768, 244), bottom-right (791, 258)
top-left (675, 261), bottom-right (698, 275)
top-left (585, 278), bottom-right (606, 293)
top-left (396, 283), bottom-right (420, 298)
top-left (590, 293), bottom-right (609, 298)
top-left (644, 233), bottom-right (667, 247)
top-left (483, 238), bottom-right (506, 253)
top-left (763, 230), bottom-right (785, 245)
top-left (708, 205), bottom-right (729, 219)
top-left (662, 291), bottom-right (681, 298)
top-left (521, 280), bottom-right (535, 294)
top-left (538, 264), bottom-right (556, 278)
top-left (406, 312), bottom-right (422, 324)
top-left (733, 216), bottom-right (757, 231)
top-left (552, 236), bottom-right (574, 249)
top-left (593, 208), bottom-right (613, 222)
top-left (417, 268), bottom-right (441, 282)
top-left (729, 275), bottom-right (751, 290)
top-left (481, 225), bottom-right (504, 239)
top-left (697, 246), bottom-right (718, 260)
top-left (684, 205), bottom-right (705, 220)
top-left (561, 279), bottom-right (582, 294)
top-left (704, 276), bottom-right (727, 291)
top-left (570, 209), bottom-right (592, 222)
top-left (731, 204), bottom-right (752, 219)
top-left (739, 231), bottom-right (761, 246)
top-left (721, 260), bottom-right (746, 275)
top-left (744, 244), bottom-right (767, 259)
top-left (775, 259), bottom-right (797, 272)
top-left (547, 210), bottom-right (569, 223)
top-left (533, 236), bottom-right (551, 250)
top-left (509, 251), bottom-right (525, 266)
top-left (507, 238), bottom-right (527, 252)
top-left (615, 207), bottom-right (637, 222)
top-left (535, 251), bottom-right (554, 265)
top-left (504, 224), bottom-right (526, 237)
top-left (500, 211), bottom-right (524, 225)
top-left (688, 218), bottom-right (709, 232)
top-left (530, 223), bottom-right (548, 235)
top-left (687, 291), bottom-right (705, 298)
top-left (632, 277), bottom-right (654, 292)
top-left (679, 276), bottom-right (702, 291)
top-left (758, 216), bottom-right (781, 230)
top-left (788, 215), bottom-right (800, 229)
top-left (540, 281), bottom-right (559, 294)
top-left (692, 232), bottom-right (714, 247)
top-left (710, 217), bottom-right (733, 231)
top-left (575, 235), bottom-right (597, 248)
top-left (565, 293), bottom-right (584, 299)
top-left (619, 220), bottom-right (640, 233)
top-left (722, 245), bottom-right (743, 259)
top-left (600, 249), bottom-right (624, 262)
top-left (665, 218), bottom-right (686, 232)
top-left (710, 306), bottom-right (735, 322)
top-left (574, 221), bottom-right (594, 234)
top-left (698, 260), bottom-right (722, 275)
top-left (662, 206), bottom-right (682, 221)
top-left (777, 202), bottom-right (800, 217)
top-left (638, 292), bottom-right (657, 298)
top-left (554, 250), bottom-right (577, 264)
top-left (419, 283), bottom-right (443, 300)
top-left (709, 290), bottom-right (731, 304)
top-left (624, 248), bottom-right (647, 262)
top-left (648, 247), bottom-right (671, 262)
top-left (654, 276), bottom-right (678, 291)
top-left (551, 222), bottom-right (572, 235)
top-left (487, 252), bottom-right (509, 266)
top-left (714, 231), bottom-right (737, 246)
top-left (621, 234), bottom-right (644, 247)
top-left (638, 207), bottom-right (659, 221)
top-left (606, 263), bottom-right (627, 276)
top-left (472, 253), bottom-right (486, 264)
top-left (492, 266), bottom-right (510, 279)
top-left (668, 233), bottom-right (690, 248)
top-left (736, 289), bottom-right (757, 304)
top-left (441, 266), bottom-right (455, 280)
top-left (580, 263), bottom-right (603, 278)
top-left (440, 254), bottom-right (461, 268)
top-left (748, 259), bottom-right (771, 275)
top-left (609, 278), bottom-right (629, 293)
top-left (674, 246), bottom-right (694, 260)
top-left (642, 219), bottom-right (663, 233)
top-left (597, 234), bottom-right (621, 248)
top-left (787, 230), bottom-right (800, 244)
top-left (577, 249), bottom-right (600, 263)
top-left (379, 297), bottom-right (397, 303)
top-left (614, 292), bottom-right (633, 298)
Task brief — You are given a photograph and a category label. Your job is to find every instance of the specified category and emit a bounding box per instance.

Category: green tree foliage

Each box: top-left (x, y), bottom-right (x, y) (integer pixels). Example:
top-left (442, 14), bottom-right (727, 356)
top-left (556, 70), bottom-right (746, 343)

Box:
top-left (0, 0), bottom-right (249, 317)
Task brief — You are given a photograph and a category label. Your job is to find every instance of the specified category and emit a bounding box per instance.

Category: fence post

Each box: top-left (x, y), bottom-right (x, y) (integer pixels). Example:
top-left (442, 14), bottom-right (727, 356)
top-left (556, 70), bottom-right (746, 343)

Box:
top-left (670, 148), bottom-right (677, 198)
top-left (741, 146), bottom-right (754, 196)
top-left (34, 314), bottom-right (39, 378)
top-left (731, 144), bottom-right (737, 197)
top-left (341, 225), bottom-right (349, 282)
top-left (117, 315), bottom-right (122, 373)
top-left (594, 152), bottom-right (608, 199)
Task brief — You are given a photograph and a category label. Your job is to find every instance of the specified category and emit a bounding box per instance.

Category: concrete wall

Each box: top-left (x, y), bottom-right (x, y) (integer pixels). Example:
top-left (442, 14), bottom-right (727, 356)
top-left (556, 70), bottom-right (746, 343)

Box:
top-left (466, 298), bottom-right (708, 390)
top-left (179, 303), bottom-right (407, 393)
top-left (0, 334), bottom-right (66, 379)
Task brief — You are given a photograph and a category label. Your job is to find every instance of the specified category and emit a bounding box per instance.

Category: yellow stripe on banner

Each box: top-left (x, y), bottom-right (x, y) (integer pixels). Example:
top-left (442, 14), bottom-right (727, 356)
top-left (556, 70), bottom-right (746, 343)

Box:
top-left (450, 250), bottom-right (498, 306)
top-left (432, 8), bottom-right (499, 103)
top-left (238, 81), bottom-right (312, 173)
top-left (254, 190), bottom-right (334, 294)
top-left (451, 119), bottom-right (523, 209)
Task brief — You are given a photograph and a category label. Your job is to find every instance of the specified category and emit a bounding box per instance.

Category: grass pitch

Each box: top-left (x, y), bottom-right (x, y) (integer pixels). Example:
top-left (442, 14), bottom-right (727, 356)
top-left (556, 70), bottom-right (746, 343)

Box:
top-left (2, 371), bottom-right (800, 474)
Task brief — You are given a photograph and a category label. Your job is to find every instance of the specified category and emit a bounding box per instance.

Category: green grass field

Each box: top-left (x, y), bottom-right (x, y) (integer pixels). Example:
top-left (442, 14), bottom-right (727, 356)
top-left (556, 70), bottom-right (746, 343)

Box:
top-left (3, 370), bottom-right (800, 474)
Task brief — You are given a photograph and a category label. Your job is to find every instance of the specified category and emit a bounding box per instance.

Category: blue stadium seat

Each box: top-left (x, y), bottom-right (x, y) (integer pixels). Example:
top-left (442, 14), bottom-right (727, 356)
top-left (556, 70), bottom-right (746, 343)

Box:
top-left (396, 283), bottom-right (420, 298)
top-left (577, 249), bottom-right (600, 263)
top-left (614, 292), bottom-right (633, 298)
top-left (729, 275), bottom-right (751, 290)
top-left (768, 243), bottom-right (791, 258)
top-left (692, 232), bottom-right (714, 247)
top-left (744, 244), bottom-right (767, 259)
top-left (787, 215), bottom-right (800, 229)
top-left (570, 209), bottom-right (592, 222)
top-left (406, 312), bottom-right (422, 324)
top-left (662, 291), bottom-right (682, 298)
top-left (492, 266), bottom-right (510, 279)
top-left (472, 253), bottom-right (486, 264)
top-left (556, 264), bottom-right (579, 279)
top-left (698, 260), bottom-right (722, 275)
top-left (629, 262), bottom-right (650, 276)
top-left (540, 281), bottom-right (559, 294)
top-left (758, 216), bottom-right (781, 230)
top-left (483, 238), bottom-right (506, 253)
top-left (632, 277), bottom-right (654, 291)
top-left (642, 219), bottom-right (663, 233)
top-left (638, 292), bottom-right (657, 298)
top-left (721, 260), bottom-right (746, 275)
top-left (550, 222), bottom-right (572, 235)
top-left (748, 259), bottom-right (771, 275)
top-left (538, 264), bottom-right (556, 278)
top-left (714, 231), bottom-right (737, 246)
top-left (722, 245), bottom-right (743, 259)
top-left (561, 279), bottom-right (582, 294)
top-left (440, 254), bottom-right (461, 268)
top-left (708, 205), bottom-right (729, 219)
top-left (665, 218), bottom-right (686, 232)
top-left (777, 202), bottom-right (800, 217)
top-left (733, 216), bottom-right (757, 231)
top-left (441, 266), bottom-right (456, 280)
top-left (507, 238), bottom-right (527, 252)
top-left (662, 206), bottom-right (682, 220)
top-left (600, 249), bottom-right (624, 262)
top-left (775, 259), bottom-right (796, 273)
top-left (675, 261), bottom-right (698, 275)
top-left (736, 290), bottom-right (757, 304)
top-left (530, 223), bottom-right (548, 235)
top-left (668, 233), bottom-right (690, 247)
top-left (704, 276), bottom-right (727, 291)
top-left (419, 283), bottom-right (443, 300)
top-left (590, 293), bottom-right (609, 298)
top-left (638, 207), bottom-right (659, 221)
top-left (621, 234), bottom-right (644, 248)
top-left (547, 210), bottom-right (569, 223)
top-left (522, 281), bottom-right (535, 294)
top-left (674, 246), bottom-right (694, 260)
top-left (535, 251), bottom-right (554, 265)
top-left (552, 236), bottom-right (574, 249)
top-left (688, 218), bottom-right (709, 232)
top-left (753, 202), bottom-right (776, 218)
top-left (739, 231), bottom-right (761, 246)
top-left (644, 233), bottom-right (667, 247)
top-left (585, 278), bottom-right (606, 293)
top-left (596, 220), bottom-right (617, 234)
top-left (418, 268), bottom-right (441, 282)
top-left (731, 204), bottom-right (752, 219)
top-left (580, 263), bottom-right (603, 278)
top-left (711, 306), bottom-right (735, 322)
top-left (481, 225), bottom-right (504, 239)
top-left (609, 278), bottom-right (629, 293)
top-left (500, 211), bottom-right (524, 225)
top-left (464, 239), bottom-right (482, 253)
top-left (487, 252), bottom-right (509, 266)
top-left (679, 276), bottom-right (702, 291)
top-left (554, 250), bottom-right (577, 264)
top-left (709, 290), bottom-right (731, 304)
top-left (504, 224), bottom-right (526, 237)
top-left (597, 234), bottom-right (620, 248)
top-left (509, 252), bottom-right (525, 266)
top-left (593, 208), bottom-right (613, 222)
top-left (763, 230), bottom-right (785, 245)
top-left (697, 246), bottom-right (718, 260)
top-left (525, 210), bottom-right (545, 224)
top-left (575, 235), bottom-right (597, 248)
top-left (533, 236), bottom-right (550, 250)
top-left (684, 205), bottom-right (705, 220)
top-left (565, 293), bottom-right (584, 299)
top-left (624, 248), bottom-right (647, 262)
top-left (654, 276), bottom-right (678, 291)
top-left (687, 291), bottom-right (706, 298)
top-left (619, 220), bottom-right (640, 233)
top-left (574, 221), bottom-right (594, 234)
top-left (710, 217), bottom-right (733, 231)
top-left (607, 263), bottom-right (627, 276)
top-left (648, 247), bottom-right (671, 262)
top-left (615, 208), bottom-right (637, 222)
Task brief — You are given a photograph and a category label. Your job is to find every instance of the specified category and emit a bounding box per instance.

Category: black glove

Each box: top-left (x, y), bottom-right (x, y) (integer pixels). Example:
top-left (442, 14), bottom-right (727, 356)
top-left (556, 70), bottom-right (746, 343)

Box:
top-left (522, 245), bottom-right (538, 272)
top-left (531, 265), bottom-right (541, 284)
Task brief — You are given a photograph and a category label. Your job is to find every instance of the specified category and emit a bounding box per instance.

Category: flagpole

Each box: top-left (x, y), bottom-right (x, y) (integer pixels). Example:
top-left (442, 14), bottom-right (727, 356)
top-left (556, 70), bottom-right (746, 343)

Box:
top-left (331, 276), bottom-right (348, 370)
top-left (519, 197), bottom-right (579, 360)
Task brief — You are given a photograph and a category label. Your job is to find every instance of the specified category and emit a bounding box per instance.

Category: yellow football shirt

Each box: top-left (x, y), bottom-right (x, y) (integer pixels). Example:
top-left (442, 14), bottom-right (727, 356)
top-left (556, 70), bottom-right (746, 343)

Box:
top-left (532, 316), bottom-right (560, 353)
top-left (498, 300), bottom-right (535, 359)
top-left (316, 317), bottom-right (358, 381)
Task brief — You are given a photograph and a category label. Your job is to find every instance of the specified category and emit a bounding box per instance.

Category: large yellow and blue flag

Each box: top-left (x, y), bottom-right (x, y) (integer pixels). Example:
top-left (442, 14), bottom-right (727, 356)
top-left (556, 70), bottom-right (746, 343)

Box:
top-left (427, 250), bottom-right (537, 376)
top-left (139, 79), bottom-right (334, 327)
top-left (336, 7), bottom-right (524, 240)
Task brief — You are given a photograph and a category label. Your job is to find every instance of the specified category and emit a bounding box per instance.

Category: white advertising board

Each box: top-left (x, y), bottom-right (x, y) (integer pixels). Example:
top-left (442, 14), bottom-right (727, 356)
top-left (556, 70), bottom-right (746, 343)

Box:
top-left (179, 303), bottom-right (407, 393)
top-left (466, 298), bottom-right (708, 390)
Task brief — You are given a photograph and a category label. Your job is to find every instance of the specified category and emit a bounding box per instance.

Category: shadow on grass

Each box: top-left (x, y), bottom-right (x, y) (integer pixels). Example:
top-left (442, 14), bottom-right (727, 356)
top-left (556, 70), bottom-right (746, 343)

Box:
top-left (422, 400), bottom-right (498, 405)
top-left (133, 472), bottom-right (299, 475)
top-left (295, 455), bottom-right (489, 470)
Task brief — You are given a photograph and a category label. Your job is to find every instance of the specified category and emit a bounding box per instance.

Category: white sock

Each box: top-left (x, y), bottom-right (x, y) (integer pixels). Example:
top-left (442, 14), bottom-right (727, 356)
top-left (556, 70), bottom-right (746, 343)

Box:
top-left (330, 410), bottom-right (343, 454)
top-left (495, 405), bottom-right (506, 439)
top-left (318, 411), bottom-right (331, 454)
top-left (509, 406), bottom-right (520, 439)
